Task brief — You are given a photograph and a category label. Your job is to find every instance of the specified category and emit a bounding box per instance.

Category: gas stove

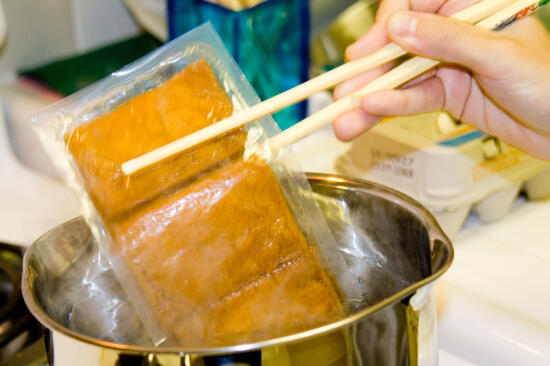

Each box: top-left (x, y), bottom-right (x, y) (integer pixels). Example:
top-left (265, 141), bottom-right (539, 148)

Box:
top-left (0, 242), bottom-right (48, 365)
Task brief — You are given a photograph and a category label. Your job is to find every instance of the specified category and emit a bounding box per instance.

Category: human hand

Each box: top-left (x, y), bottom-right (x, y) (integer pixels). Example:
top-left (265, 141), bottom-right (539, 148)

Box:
top-left (333, 1), bottom-right (550, 159)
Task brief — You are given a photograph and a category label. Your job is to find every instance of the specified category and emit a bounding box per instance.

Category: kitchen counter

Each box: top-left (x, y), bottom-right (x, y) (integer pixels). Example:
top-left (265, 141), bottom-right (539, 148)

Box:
top-left (437, 196), bottom-right (550, 365)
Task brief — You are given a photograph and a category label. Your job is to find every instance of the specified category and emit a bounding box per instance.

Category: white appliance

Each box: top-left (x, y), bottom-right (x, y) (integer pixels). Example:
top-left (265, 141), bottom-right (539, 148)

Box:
top-left (0, 90), bottom-right (80, 246)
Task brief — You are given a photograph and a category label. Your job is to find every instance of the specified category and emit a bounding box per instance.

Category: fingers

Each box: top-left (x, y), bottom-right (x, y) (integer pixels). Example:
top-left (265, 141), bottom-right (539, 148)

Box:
top-left (375, 0), bottom-right (410, 23)
top-left (359, 77), bottom-right (446, 117)
top-left (334, 73), bottom-right (451, 141)
top-left (409, 0), bottom-right (446, 14)
top-left (386, 11), bottom-right (514, 77)
top-left (468, 97), bottom-right (550, 160)
top-left (334, 69), bottom-right (448, 141)
top-left (333, 64), bottom-right (392, 99)
top-left (400, 69), bottom-right (437, 89)
top-left (333, 109), bottom-right (380, 141)
top-left (346, 0), bottom-right (482, 60)
top-left (346, 23), bottom-right (389, 60)
top-left (346, 0), bottom-right (464, 60)
top-left (438, 0), bottom-right (483, 16)
top-left (346, 0), bottom-right (409, 60)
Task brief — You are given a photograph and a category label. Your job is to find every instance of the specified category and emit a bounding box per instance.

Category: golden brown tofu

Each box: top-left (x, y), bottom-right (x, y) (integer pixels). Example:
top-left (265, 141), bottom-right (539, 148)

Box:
top-left (66, 59), bottom-right (246, 219)
top-left (202, 247), bottom-right (344, 346)
top-left (112, 158), bottom-right (308, 306)
top-left (112, 158), bottom-right (343, 346)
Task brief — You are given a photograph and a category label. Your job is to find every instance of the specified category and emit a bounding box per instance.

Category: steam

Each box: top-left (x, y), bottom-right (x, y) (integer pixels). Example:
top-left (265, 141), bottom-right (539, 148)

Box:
top-left (40, 240), bottom-right (151, 345)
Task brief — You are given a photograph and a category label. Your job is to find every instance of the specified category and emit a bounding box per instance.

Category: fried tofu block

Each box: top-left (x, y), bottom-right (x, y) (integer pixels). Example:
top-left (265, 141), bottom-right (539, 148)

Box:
top-left (201, 247), bottom-right (344, 346)
top-left (66, 59), bottom-right (246, 219)
top-left (111, 158), bottom-right (308, 309)
top-left (112, 158), bottom-right (343, 346)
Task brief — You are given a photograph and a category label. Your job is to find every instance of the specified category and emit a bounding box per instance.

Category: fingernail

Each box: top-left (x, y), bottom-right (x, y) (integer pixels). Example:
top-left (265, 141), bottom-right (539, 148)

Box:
top-left (347, 39), bottom-right (359, 53)
top-left (360, 94), bottom-right (376, 111)
top-left (345, 44), bottom-right (358, 61)
top-left (388, 11), bottom-right (418, 39)
top-left (346, 37), bottom-right (369, 60)
top-left (346, 24), bottom-right (380, 60)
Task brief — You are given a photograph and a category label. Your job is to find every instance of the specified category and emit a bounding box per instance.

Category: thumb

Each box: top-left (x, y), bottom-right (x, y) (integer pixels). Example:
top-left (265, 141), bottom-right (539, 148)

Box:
top-left (386, 11), bottom-right (514, 76)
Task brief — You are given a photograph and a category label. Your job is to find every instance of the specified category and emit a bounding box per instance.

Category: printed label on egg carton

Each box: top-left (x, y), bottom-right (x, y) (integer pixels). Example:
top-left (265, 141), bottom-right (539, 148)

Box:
top-left (336, 112), bottom-right (550, 238)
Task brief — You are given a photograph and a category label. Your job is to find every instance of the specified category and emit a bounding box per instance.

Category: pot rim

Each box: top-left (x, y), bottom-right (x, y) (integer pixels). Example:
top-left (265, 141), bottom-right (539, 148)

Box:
top-left (21, 173), bottom-right (453, 355)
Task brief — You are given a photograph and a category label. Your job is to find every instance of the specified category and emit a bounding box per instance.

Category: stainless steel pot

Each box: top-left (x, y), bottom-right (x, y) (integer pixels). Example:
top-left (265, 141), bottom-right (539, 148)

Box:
top-left (22, 174), bottom-right (453, 366)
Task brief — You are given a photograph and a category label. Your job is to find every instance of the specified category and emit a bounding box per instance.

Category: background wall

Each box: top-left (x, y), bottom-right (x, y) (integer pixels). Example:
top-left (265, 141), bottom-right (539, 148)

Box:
top-left (0, 0), bottom-right (139, 81)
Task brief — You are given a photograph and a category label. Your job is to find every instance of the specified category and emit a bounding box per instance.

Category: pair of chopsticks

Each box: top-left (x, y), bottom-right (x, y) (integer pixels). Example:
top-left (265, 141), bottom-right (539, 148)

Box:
top-left (122, 0), bottom-right (548, 175)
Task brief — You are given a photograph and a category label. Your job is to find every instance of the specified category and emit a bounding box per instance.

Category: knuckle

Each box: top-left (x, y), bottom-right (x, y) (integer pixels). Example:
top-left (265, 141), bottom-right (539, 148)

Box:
top-left (425, 91), bottom-right (435, 110)
top-left (399, 93), bottom-right (411, 114)
top-left (412, 14), bottom-right (456, 55)
top-left (437, 19), bottom-right (456, 46)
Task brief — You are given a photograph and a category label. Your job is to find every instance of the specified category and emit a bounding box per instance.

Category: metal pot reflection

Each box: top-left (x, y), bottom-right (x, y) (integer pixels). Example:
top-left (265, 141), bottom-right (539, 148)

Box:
top-left (22, 174), bottom-right (453, 366)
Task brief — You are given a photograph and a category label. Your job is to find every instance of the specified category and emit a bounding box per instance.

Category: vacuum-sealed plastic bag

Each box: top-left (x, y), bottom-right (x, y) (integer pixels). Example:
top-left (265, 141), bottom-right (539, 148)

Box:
top-left (32, 23), bottom-right (357, 347)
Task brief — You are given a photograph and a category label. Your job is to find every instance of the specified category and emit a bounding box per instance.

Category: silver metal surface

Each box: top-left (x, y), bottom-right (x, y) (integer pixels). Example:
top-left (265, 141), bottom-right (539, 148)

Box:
top-left (22, 174), bottom-right (453, 363)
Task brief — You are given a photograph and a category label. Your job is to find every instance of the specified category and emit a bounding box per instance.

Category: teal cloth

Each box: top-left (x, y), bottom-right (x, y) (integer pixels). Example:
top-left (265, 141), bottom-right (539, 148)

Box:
top-left (168, 0), bottom-right (310, 130)
top-left (19, 34), bottom-right (162, 96)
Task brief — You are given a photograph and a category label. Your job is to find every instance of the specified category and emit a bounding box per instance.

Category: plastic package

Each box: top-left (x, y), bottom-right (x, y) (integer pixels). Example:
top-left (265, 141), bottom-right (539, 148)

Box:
top-left (33, 24), bottom-right (357, 347)
top-left (336, 111), bottom-right (550, 238)
top-left (35, 230), bottom-right (151, 345)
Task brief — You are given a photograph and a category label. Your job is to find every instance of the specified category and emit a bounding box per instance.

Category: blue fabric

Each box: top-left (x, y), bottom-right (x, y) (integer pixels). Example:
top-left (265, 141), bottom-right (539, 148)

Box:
top-left (168, 0), bottom-right (310, 130)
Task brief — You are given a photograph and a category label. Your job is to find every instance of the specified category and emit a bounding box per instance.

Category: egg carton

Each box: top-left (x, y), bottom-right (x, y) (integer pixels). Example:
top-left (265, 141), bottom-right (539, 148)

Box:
top-left (336, 112), bottom-right (550, 238)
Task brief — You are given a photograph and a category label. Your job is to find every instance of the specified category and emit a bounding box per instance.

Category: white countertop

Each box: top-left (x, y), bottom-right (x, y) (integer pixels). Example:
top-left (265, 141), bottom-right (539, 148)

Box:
top-left (437, 196), bottom-right (550, 365)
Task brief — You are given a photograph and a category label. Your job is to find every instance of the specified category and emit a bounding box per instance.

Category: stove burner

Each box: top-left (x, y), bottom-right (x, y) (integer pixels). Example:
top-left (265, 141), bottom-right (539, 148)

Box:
top-left (0, 261), bottom-right (20, 322)
top-left (114, 351), bottom-right (262, 366)
top-left (0, 242), bottom-right (46, 365)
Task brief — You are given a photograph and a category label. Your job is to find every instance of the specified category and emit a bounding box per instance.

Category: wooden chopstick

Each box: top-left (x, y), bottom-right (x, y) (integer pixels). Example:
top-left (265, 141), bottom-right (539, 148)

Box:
top-left (122, 0), bottom-right (521, 175)
top-left (121, 42), bottom-right (407, 175)
top-left (269, 0), bottom-right (547, 151)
